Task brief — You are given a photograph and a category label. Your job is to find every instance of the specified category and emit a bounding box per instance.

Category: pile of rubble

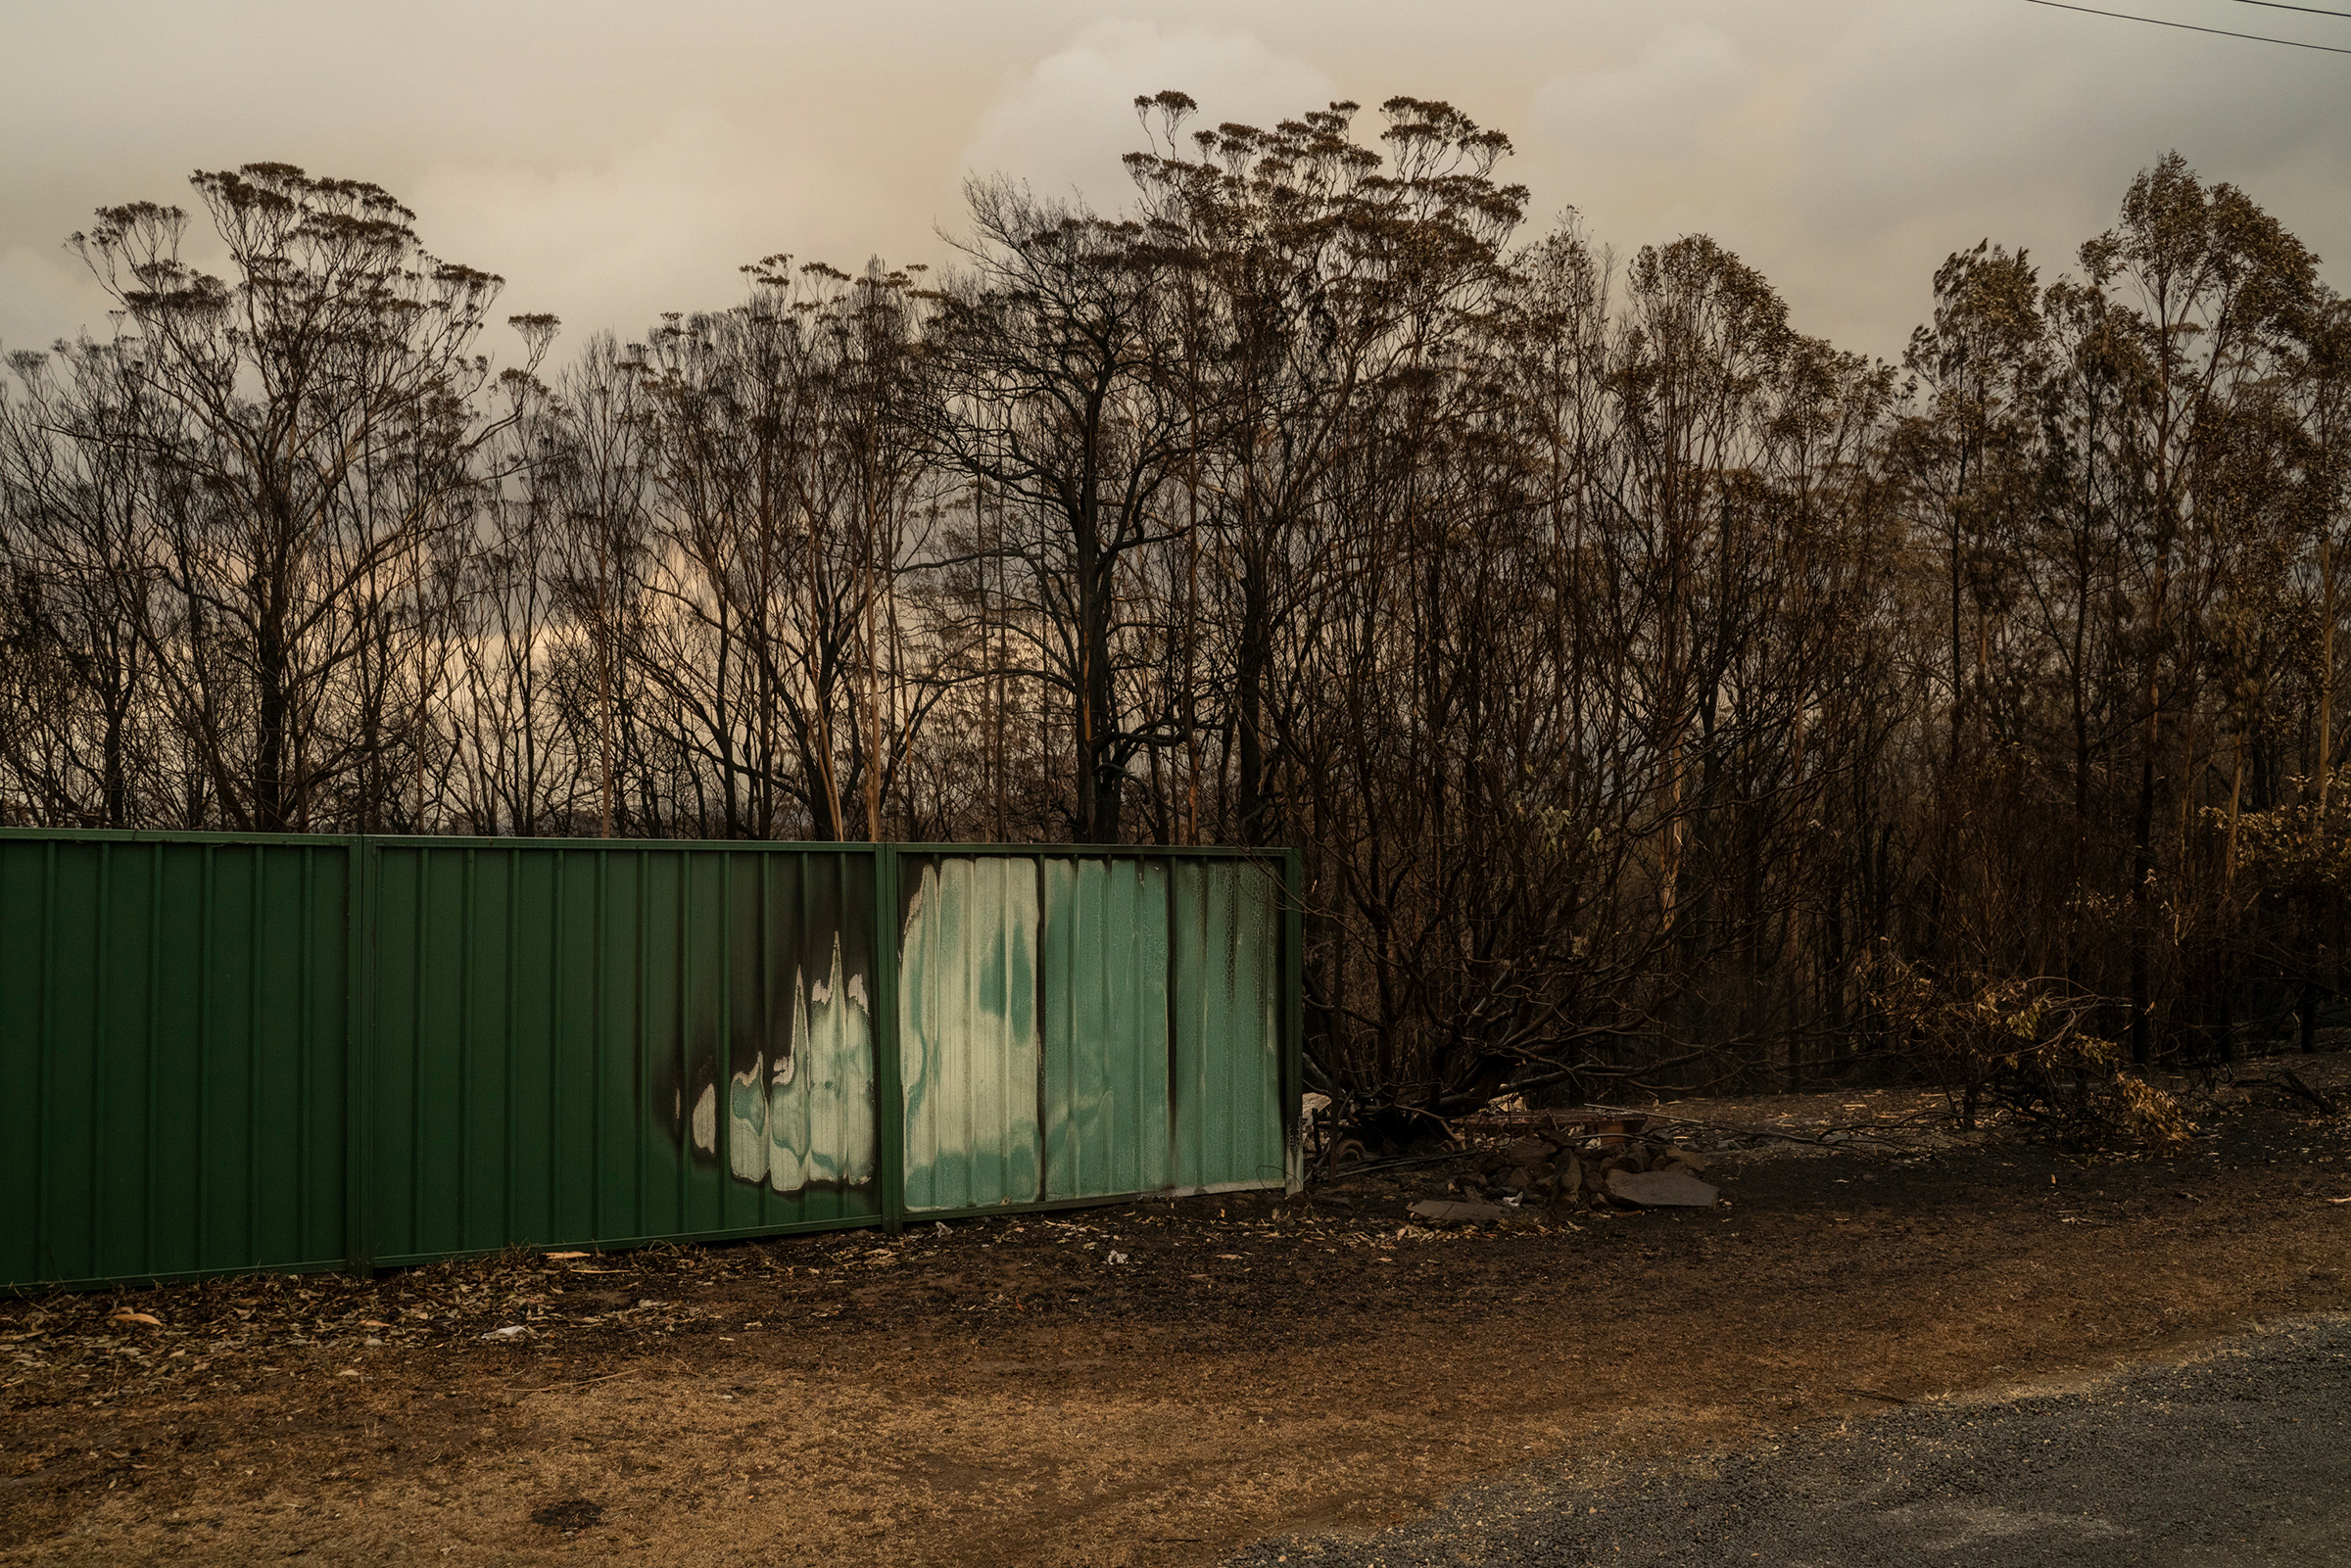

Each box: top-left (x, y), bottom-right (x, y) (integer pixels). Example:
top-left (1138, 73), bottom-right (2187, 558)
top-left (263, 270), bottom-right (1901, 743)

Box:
top-left (1409, 1117), bottom-right (1719, 1224)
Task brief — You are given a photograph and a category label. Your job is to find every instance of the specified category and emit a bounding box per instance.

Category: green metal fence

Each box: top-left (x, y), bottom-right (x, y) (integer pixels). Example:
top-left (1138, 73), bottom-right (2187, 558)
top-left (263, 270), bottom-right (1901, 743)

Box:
top-left (1, 832), bottom-right (1301, 1291)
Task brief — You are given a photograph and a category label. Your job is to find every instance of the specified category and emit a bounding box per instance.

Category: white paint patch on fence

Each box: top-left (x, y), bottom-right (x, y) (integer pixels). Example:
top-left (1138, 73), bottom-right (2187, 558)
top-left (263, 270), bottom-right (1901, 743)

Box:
top-left (899, 858), bottom-right (1043, 1212)
top-left (725, 931), bottom-right (876, 1193)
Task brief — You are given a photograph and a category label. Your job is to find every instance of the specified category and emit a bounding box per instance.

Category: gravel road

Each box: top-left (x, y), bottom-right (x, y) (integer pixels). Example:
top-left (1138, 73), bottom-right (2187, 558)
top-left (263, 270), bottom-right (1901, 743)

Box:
top-left (1228, 1313), bottom-right (2351, 1568)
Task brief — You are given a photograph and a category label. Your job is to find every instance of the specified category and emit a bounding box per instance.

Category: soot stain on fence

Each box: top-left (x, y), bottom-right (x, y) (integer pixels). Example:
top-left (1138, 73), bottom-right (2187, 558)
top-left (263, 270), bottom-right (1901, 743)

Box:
top-left (0, 836), bottom-right (1293, 1288)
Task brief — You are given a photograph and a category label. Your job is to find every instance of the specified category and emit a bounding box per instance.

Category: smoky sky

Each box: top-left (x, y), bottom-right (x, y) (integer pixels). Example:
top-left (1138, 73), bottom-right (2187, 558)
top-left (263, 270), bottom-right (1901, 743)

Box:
top-left (4, 0), bottom-right (2343, 365)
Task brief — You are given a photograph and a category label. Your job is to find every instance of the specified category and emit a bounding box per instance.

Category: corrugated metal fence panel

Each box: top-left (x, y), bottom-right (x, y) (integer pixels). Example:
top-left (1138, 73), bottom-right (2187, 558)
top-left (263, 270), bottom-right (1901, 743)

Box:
top-left (1172, 860), bottom-right (1286, 1191)
top-left (365, 843), bottom-right (880, 1262)
top-left (730, 850), bottom-right (879, 1212)
top-left (1039, 857), bottom-right (1171, 1201)
top-left (897, 856), bottom-right (1042, 1212)
top-left (3, 832), bottom-right (1289, 1289)
top-left (902, 852), bottom-right (1282, 1212)
top-left (0, 835), bottom-right (352, 1287)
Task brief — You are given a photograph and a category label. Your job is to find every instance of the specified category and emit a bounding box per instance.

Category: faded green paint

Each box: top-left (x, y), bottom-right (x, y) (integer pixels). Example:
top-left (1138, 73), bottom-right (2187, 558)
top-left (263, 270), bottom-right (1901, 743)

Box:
top-left (0, 831), bottom-right (1295, 1290)
top-left (1039, 857), bottom-right (1171, 1201)
top-left (900, 853), bottom-right (1285, 1216)
top-left (1172, 860), bottom-right (1285, 1192)
top-left (897, 856), bottom-right (1042, 1212)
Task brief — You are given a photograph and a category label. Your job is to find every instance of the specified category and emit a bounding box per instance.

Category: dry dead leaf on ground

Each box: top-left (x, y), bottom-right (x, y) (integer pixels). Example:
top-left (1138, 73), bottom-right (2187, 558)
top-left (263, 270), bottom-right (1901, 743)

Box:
top-left (108, 1311), bottom-right (162, 1328)
top-left (6, 1055), bottom-right (2347, 1568)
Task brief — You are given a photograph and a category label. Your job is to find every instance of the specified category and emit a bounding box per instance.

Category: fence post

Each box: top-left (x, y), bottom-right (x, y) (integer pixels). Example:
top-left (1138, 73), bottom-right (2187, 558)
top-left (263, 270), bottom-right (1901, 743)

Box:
top-left (1281, 847), bottom-right (1305, 1195)
top-left (342, 834), bottom-right (377, 1276)
top-left (873, 843), bottom-right (905, 1234)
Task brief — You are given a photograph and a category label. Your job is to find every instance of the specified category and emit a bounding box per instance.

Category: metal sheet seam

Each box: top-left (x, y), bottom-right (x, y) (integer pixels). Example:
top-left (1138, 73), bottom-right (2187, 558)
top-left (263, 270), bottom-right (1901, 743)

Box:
top-left (300, 849), bottom-right (315, 1269)
top-left (244, 848), bottom-right (261, 1265)
top-left (197, 844), bottom-right (214, 1266)
top-left (36, 842), bottom-right (56, 1283)
top-left (875, 844), bottom-right (905, 1233)
top-left (348, 836), bottom-right (373, 1273)
top-left (89, 843), bottom-right (110, 1275)
top-left (143, 847), bottom-right (162, 1271)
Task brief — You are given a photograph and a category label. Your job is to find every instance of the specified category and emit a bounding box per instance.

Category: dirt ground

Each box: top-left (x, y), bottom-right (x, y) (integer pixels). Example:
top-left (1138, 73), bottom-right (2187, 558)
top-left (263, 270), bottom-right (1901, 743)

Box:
top-left (6, 1056), bottom-right (2350, 1567)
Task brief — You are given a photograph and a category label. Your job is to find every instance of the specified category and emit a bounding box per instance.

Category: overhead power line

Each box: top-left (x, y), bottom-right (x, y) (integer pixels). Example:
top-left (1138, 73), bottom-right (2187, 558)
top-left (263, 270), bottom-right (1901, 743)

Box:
top-left (2228, 0), bottom-right (2351, 19)
top-left (2026, 0), bottom-right (2351, 50)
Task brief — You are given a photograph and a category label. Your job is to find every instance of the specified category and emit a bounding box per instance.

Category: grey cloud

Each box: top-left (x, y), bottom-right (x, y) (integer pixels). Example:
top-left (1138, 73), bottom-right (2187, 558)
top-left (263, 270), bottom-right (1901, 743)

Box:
top-left (957, 21), bottom-right (1334, 210)
top-left (3, 1), bottom-right (2342, 365)
top-left (1533, 24), bottom-right (1757, 161)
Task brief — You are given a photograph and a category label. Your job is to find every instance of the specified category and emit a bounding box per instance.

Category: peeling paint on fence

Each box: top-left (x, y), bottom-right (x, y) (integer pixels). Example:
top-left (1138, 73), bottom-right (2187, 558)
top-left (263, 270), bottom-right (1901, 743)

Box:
top-left (730, 935), bottom-right (875, 1194)
top-left (1, 831), bottom-right (1296, 1291)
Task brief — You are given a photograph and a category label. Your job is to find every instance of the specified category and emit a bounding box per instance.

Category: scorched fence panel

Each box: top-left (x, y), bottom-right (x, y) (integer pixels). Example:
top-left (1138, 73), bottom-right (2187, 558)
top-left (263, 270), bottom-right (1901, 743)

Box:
top-left (0, 832), bottom-right (1298, 1290)
top-left (894, 850), bottom-right (1295, 1216)
top-left (363, 841), bottom-right (884, 1266)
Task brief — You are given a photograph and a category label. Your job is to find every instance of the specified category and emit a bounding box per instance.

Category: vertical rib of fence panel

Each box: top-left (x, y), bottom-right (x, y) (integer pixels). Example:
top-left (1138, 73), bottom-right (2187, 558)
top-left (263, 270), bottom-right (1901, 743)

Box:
top-left (1170, 857), bottom-right (1285, 1193)
top-left (1283, 847), bottom-right (1305, 1194)
top-left (346, 836), bottom-right (375, 1272)
top-left (6, 833), bottom-right (1292, 1290)
top-left (873, 844), bottom-right (904, 1233)
top-left (1038, 856), bottom-right (1171, 1201)
top-left (0, 832), bottom-right (352, 1290)
top-left (897, 854), bottom-right (1043, 1212)
top-left (361, 839), bottom-right (881, 1266)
